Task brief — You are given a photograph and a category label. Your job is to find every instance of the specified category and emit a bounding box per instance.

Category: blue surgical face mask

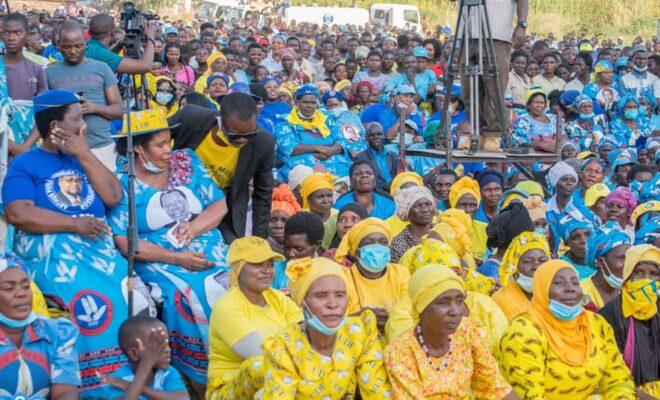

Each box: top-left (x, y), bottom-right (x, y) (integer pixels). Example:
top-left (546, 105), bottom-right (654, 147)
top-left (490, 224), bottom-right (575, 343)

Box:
top-left (516, 273), bottom-right (534, 293)
top-left (0, 312), bottom-right (37, 329)
top-left (624, 109), bottom-right (639, 120)
top-left (578, 112), bottom-right (595, 120)
top-left (358, 243), bottom-right (391, 273)
top-left (633, 65), bottom-right (648, 73)
top-left (329, 107), bottom-right (343, 117)
top-left (303, 305), bottom-right (347, 336)
top-left (639, 105), bottom-right (648, 115)
top-left (601, 258), bottom-right (623, 290)
top-left (138, 147), bottom-right (167, 174)
top-left (534, 227), bottom-right (547, 236)
top-left (155, 92), bottom-right (174, 105)
top-left (548, 299), bottom-right (584, 320)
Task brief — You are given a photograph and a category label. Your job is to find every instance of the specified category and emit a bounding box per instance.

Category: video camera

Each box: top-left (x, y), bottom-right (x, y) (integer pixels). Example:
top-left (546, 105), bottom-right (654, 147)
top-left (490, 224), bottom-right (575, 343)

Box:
top-left (120, 1), bottom-right (155, 59)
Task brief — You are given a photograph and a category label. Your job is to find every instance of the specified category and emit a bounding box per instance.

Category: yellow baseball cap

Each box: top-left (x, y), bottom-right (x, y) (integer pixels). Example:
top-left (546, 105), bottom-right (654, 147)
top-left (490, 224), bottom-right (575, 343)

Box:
top-left (579, 43), bottom-right (594, 52)
top-left (525, 86), bottom-right (546, 103)
top-left (584, 183), bottom-right (610, 207)
top-left (116, 108), bottom-right (179, 138)
top-left (227, 236), bottom-right (285, 266)
top-left (631, 201), bottom-right (660, 227)
top-left (577, 151), bottom-right (598, 160)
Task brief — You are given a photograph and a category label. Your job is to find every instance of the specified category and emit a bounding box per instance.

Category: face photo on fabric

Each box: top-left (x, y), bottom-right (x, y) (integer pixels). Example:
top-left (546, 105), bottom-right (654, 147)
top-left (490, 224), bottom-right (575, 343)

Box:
top-left (46, 170), bottom-right (95, 212)
top-left (204, 269), bottom-right (230, 308)
top-left (161, 189), bottom-right (192, 222)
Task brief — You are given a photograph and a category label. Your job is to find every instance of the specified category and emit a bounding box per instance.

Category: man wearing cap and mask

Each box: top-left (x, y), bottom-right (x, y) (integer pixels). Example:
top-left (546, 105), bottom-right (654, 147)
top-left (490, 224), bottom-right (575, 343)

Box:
top-left (619, 46), bottom-right (658, 97)
top-left (383, 49), bottom-right (437, 104)
top-left (361, 83), bottom-right (423, 147)
top-left (168, 92), bottom-right (275, 243)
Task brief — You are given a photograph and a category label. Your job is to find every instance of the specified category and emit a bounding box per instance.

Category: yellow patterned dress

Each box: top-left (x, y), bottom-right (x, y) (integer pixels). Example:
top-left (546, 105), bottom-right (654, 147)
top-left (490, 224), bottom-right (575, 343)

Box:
top-left (384, 317), bottom-right (512, 399)
top-left (498, 312), bottom-right (636, 400)
top-left (260, 310), bottom-right (392, 399)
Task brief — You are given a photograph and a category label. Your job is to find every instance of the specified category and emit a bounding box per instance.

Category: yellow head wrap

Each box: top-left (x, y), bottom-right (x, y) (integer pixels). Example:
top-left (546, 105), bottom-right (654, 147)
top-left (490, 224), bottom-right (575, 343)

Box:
top-left (523, 196), bottom-right (547, 222)
top-left (390, 172), bottom-right (424, 196)
top-left (206, 52), bottom-right (227, 74)
top-left (226, 237), bottom-right (285, 287)
top-left (631, 201), bottom-right (660, 227)
top-left (334, 79), bottom-right (352, 92)
top-left (406, 237), bottom-right (461, 274)
top-left (435, 210), bottom-right (473, 257)
top-left (499, 232), bottom-right (551, 286)
top-left (448, 176), bottom-right (481, 208)
top-left (515, 180), bottom-right (544, 197)
top-left (408, 264), bottom-right (465, 320)
top-left (621, 245), bottom-right (659, 320)
top-left (299, 172), bottom-right (334, 210)
top-left (524, 260), bottom-right (591, 366)
top-left (286, 257), bottom-right (347, 307)
top-left (335, 218), bottom-right (391, 261)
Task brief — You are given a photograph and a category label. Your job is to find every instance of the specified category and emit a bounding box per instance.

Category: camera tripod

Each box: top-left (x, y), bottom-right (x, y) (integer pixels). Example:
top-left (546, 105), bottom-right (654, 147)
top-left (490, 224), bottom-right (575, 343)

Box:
top-left (436, 0), bottom-right (509, 154)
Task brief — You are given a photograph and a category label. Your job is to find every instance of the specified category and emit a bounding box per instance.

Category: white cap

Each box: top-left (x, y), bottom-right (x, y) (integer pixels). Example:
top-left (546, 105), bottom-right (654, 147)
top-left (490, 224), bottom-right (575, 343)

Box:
top-left (288, 165), bottom-right (314, 190)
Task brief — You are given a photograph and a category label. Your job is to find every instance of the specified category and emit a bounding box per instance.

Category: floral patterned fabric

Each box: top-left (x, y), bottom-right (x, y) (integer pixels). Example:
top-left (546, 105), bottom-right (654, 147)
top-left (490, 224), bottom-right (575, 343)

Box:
top-left (511, 113), bottom-right (558, 147)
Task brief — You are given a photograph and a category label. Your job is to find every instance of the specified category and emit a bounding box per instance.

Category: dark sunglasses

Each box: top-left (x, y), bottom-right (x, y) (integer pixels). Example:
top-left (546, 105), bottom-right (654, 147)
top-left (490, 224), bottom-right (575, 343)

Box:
top-left (219, 117), bottom-right (258, 141)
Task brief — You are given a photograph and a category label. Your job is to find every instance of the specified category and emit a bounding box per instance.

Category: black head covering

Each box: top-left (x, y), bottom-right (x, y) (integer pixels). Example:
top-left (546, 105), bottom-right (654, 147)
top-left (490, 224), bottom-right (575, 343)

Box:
top-left (338, 203), bottom-right (369, 220)
top-left (486, 202), bottom-right (534, 249)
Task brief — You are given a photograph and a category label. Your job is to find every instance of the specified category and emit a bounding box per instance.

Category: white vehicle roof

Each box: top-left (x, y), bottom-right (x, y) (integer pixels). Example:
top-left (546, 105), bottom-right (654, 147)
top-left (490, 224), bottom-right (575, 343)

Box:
top-left (201, 0), bottom-right (240, 6)
top-left (283, 7), bottom-right (370, 26)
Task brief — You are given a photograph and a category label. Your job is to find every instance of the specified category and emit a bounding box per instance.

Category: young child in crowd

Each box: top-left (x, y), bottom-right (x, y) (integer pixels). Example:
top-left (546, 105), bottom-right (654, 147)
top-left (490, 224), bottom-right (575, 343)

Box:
top-left (98, 316), bottom-right (190, 400)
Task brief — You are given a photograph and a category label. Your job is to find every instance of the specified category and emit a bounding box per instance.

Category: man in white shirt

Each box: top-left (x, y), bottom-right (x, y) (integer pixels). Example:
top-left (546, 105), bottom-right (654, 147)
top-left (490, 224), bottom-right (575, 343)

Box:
top-left (619, 46), bottom-right (657, 97)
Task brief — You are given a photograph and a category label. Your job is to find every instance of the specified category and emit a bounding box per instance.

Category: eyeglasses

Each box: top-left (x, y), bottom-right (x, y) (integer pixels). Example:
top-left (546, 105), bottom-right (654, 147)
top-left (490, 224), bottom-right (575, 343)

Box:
top-left (219, 117), bottom-right (258, 141)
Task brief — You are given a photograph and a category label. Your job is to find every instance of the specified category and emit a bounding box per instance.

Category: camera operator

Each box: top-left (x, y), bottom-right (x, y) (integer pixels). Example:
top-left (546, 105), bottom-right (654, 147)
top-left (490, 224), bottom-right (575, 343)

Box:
top-left (85, 13), bottom-right (155, 74)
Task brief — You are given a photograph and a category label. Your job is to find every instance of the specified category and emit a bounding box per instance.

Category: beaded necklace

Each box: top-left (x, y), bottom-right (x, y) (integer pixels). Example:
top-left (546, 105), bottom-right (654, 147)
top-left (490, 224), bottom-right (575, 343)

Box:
top-left (415, 324), bottom-right (451, 370)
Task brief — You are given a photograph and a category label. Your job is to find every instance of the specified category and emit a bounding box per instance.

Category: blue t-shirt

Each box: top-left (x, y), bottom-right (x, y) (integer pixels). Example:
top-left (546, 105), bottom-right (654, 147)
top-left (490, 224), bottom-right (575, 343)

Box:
top-left (3, 148), bottom-right (106, 217)
top-left (334, 191), bottom-right (396, 220)
top-left (360, 103), bottom-right (424, 137)
top-left (97, 364), bottom-right (186, 399)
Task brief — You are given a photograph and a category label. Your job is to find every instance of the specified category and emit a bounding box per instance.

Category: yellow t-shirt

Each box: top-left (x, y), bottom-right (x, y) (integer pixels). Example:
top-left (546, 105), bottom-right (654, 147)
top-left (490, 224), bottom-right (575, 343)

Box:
top-left (471, 220), bottom-right (488, 262)
top-left (195, 129), bottom-right (241, 190)
top-left (343, 263), bottom-right (410, 315)
top-left (207, 287), bottom-right (302, 391)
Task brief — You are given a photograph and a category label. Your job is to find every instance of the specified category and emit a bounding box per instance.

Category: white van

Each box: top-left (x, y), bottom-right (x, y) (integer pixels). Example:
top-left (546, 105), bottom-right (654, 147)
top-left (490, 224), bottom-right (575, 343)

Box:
top-left (283, 6), bottom-right (370, 27)
top-left (370, 3), bottom-right (422, 31)
top-left (198, 0), bottom-right (240, 20)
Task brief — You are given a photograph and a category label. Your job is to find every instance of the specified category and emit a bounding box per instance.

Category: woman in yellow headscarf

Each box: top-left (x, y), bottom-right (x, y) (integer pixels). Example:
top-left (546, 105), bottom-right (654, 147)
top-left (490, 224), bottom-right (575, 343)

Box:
top-left (194, 51), bottom-right (230, 93)
top-left (335, 218), bottom-right (410, 335)
top-left (448, 177), bottom-right (488, 262)
top-left (491, 232), bottom-right (551, 321)
top-left (260, 257), bottom-right (392, 399)
top-left (298, 172), bottom-right (338, 249)
top-left (385, 172), bottom-right (425, 236)
top-left (384, 265), bottom-right (514, 399)
top-left (207, 237), bottom-right (302, 399)
top-left (600, 245), bottom-right (660, 398)
top-left (385, 241), bottom-right (507, 351)
top-left (499, 260), bottom-right (635, 400)
top-left (149, 76), bottom-right (179, 118)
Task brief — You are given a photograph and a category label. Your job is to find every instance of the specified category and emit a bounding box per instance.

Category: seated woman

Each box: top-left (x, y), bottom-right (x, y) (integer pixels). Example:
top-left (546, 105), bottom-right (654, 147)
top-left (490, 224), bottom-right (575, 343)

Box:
top-left (448, 177), bottom-right (488, 262)
top-left (205, 72), bottom-right (230, 109)
top-left (573, 157), bottom-right (606, 207)
top-left (491, 232), bottom-right (551, 322)
top-left (323, 90), bottom-right (366, 158)
top-left (499, 260), bottom-right (635, 400)
top-left (334, 160), bottom-right (396, 220)
top-left (323, 203), bottom-right (369, 256)
top-left (511, 87), bottom-right (559, 153)
top-left (113, 109), bottom-right (230, 389)
top-left (581, 222), bottom-right (631, 310)
top-left (600, 244), bottom-right (660, 399)
top-left (275, 84), bottom-right (352, 181)
top-left (149, 76), bottom-right (179, 118)
top-left (609, 95), bottom-right (652, 147)
top-left (385, 265), bottom-right (515, 399)
top-left (269, 184), bottom-right (302, 291)
top-left (335, 218), bottom-right (410, 335)
top-left (390, 186), bottom-right (437, 263)
top-left (207, 237), bottom-right (302, 398)
top-left (260, 257), bottom-right (392, 398)
top-left (194, 52), bottom-right (230, 94)
top-left (3, 90), bottom-right (151, 393)
top-left (0, 253), bottom-right (80, 399)
top-left (566, 95), bottom-right (607, 151)
top-left (605, 187), bottom-right (638, 237)
top-left (385, 172), bottom-right (426, 236)
top-left (557, 217), bottom-right (594, 279)
top-left (298, 172), bottom-right (337, 249)
top-left (583, 60), bottom-right (619, 109)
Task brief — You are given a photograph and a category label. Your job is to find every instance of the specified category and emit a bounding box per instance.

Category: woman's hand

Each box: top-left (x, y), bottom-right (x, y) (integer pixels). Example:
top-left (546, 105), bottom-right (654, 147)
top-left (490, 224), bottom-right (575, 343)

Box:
top-left (174, 251), bottom-right (214, 271)
top-left (73, 217), bottom-right (110, 241)
top-left (51, 124), bottom-right (91, 159)
top-left (175, 221), bottom-right (199, 246)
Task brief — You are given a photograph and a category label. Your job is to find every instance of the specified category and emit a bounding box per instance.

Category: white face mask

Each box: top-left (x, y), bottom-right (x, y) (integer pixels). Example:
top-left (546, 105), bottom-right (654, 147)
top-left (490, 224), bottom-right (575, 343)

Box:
top-left (138, 147), bottom-right (166, 174)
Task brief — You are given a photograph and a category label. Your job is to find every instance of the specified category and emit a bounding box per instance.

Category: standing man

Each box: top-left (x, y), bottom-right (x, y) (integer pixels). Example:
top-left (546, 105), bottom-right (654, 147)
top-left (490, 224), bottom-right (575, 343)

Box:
top-left (168, 93), bottom-right (274, 243)
top-left (46, 21), bottom-right (123, 169)
top-left (85, 13), bottom-right (156, 74)
top-left (619, 46), bottom-right (657, 97)
top-left (459, 0), bottom-right (528, 151)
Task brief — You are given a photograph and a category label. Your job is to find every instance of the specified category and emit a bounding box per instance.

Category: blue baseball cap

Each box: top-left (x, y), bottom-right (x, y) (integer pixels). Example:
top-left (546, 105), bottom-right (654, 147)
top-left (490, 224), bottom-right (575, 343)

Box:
top-left (295, 84), bottom-right (320, 99)
top-left (33, 89), bottom-right (80, 114)
top-left (164, 25), bottom-right (179, 35)
top-left (615, 57), bottom-right (629, 68)
top-left (412, 46), bottom-right (429, 59)
top-left (393, 84), bottom-right (416, 95)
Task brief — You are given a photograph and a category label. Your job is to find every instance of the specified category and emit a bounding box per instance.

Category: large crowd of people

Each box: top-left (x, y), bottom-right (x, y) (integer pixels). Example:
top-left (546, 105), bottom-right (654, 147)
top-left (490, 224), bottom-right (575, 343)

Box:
top-left (0, 0), bottom-right (659, 399)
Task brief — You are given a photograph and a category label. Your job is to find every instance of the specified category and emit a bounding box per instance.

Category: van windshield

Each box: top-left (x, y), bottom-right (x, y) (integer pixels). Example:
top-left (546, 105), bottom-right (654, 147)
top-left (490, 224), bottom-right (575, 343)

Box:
top-left (403, 9), bottom-right (419, 24)
top-left (199, 2), bottom-right (215, 19)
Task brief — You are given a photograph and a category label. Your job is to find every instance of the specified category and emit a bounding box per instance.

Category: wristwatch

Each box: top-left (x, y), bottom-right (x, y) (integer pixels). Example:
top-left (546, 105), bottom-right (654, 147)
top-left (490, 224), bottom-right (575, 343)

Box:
top-left (517, 21), bottom-right (528, 29)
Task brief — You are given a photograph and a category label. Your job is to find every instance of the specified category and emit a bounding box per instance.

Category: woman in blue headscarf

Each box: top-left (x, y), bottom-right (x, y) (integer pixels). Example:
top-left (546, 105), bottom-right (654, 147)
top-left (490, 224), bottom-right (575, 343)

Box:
top-left (0, 252), bottom-right (81, 399)
top-left (567, 95), bottom-right (607, 151)
top-left (557, 215), bottom-right (594, 279)
top-left (609, 95), bottom-right (652, 148)
top-left (581, 222), bottom-right (631, 310)
top-left (275, 84), bottom-right (352, 181)
top-left (322, 90), bottom-right (366, 157)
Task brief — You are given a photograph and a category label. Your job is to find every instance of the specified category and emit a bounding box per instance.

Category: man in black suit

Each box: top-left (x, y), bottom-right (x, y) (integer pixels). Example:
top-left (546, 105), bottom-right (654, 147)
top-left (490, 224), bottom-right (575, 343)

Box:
top-left (168, 93), bottom-right (274, 243)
